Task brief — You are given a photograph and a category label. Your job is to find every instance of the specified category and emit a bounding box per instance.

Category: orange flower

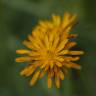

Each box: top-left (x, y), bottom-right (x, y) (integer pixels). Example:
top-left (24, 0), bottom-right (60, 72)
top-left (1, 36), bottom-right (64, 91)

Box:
top-left (16, 12), bottom-right (84, 88)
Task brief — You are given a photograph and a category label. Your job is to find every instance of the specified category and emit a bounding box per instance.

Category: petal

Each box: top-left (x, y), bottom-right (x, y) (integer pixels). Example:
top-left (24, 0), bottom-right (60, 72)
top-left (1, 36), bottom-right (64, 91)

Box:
top-left (28, 34), bottom-right (33, 42)
top-left (20, 65), bottom-right (35, 76)
top-left (16, 49), bottom-right (30, 54)
top-left (24, 39), bottom-right (40, 50)
top-left (68, 34), bottom-right (78, 38)
top-left (58, 50), bottom-right (68, 55)
top-left (62, 67), bottom-right (68, 75)
top-left (50, 61), bottom-right (54, 69)
top-left (44, 35), bottom-right (50, 50)
top-left (40, 61), bottom-right (48, 69)
top-left (32, 28), bottom-right (42, 39)
top-left (52, 15), bottom-right (61, 26)
top-left (62, 12), bottom-right (77, 29)
top-left (67, 51), bottom-right (84, 55)
top-left (64, 56), bottom-right (80, 62)
top-left (39, 21), bottom-right (48, 28)
top-left (54, 67), bottom-right (60, 88)
top-left (45, 21), bottom-right (53, 29)
top-left (30, 70), bottom-right (40, 86)
top-left (52, 34), bottom-right (60, 51)
top-left (55, 61), bottom-right (62, 67)
top-left (63, 62), bottom-right (81, 70)
top-left (50, 71), bottom-right (54, 77)
top-left (44, 65), bottom-right (49, 71)
top-left (55, 76), bottom-right (60, 88)
top-left (39, 70), bottom-right (46, 78)
top-left (28, 35), bottom-right (45, 49)
top-left (62, 12), bottom-right (71, 28)
top-left (56, 39), bottom-right (68, 52)
top-left (15, 56), bottom-right (32, 62)
top-left (23, 40), bottom-right (35, 50)
top-left (48, 71), bottom-right (53, 88)
top-left (29, 51), bottom-right (40, 56)
top-left (48, 77), bottom-right (52, 88)
top-left (59, 70), bottom-right (65, 80)
top-left (55, 56), bottom-right (64, 62)
top-left (49, 28), bottom-right (58, 44)
top-left (63, 62), bottom-right (71, 68)
top-left (54, 66), bottom-right (58, 73)
top-left (20, 68), bottom-right (29, 76)
top-left (64, 42), bottom-right (77, 49)
top-left (70, 62), bottom-right (81, 70)
top-left (61, 13), bottom-right (77, 35)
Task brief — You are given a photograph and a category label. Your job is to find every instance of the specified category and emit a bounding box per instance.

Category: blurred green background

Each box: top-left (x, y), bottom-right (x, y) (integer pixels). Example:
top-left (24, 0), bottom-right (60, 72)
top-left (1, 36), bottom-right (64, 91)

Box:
top-left (0, 0), bottom-right (96, 96)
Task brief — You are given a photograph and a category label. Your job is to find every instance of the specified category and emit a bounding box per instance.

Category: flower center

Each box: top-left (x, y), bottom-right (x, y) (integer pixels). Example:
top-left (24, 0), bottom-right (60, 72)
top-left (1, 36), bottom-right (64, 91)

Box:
top-left (46, 50), bottom-right (55, 60)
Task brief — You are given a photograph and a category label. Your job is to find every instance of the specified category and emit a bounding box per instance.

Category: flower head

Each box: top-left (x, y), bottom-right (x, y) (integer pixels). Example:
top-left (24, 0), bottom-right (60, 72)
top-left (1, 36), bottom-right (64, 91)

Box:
top-left (16, 12), bottom-right (84, 88)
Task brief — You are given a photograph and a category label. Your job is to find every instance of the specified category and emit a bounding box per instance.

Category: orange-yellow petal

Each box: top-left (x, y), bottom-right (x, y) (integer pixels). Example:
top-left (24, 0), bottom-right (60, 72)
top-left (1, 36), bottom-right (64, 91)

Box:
top-left (64, 42), bottom-right (77, 49)
top-left (55, 76), bottom-right (60, 88)
top-left (70, 62), bottom-right (81, 70)
top-left (68, 51), bottom-right (84, 55)
top-left (58, 50), bottom-right (68, 55)
top-left (56, 39), bottom-right (68, 52)
top-left (30, 70), bottom-right (40, 86)
top-left (68, 34), bottom-right (78, 38)
top-left (15, 56), bottom-right (32, 62)
top-left (16, 50), bottom-right (30, 54)
top-left (48, 77), bottom-right (52, 88)
top-left (55, 61), bottom-right (62, 67)
top-left (64, 56), bottom-right (80, 62)
top-left (39, 70), bottom-right (46, 78)
top-left (59, 70), bottom-right (65, 80)
top-left (23, 40), bottom-right (35, 49)
top-left (20, 65), bottom-right (35, 76)
top-left (52, 14), bottom-right (61, 26)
